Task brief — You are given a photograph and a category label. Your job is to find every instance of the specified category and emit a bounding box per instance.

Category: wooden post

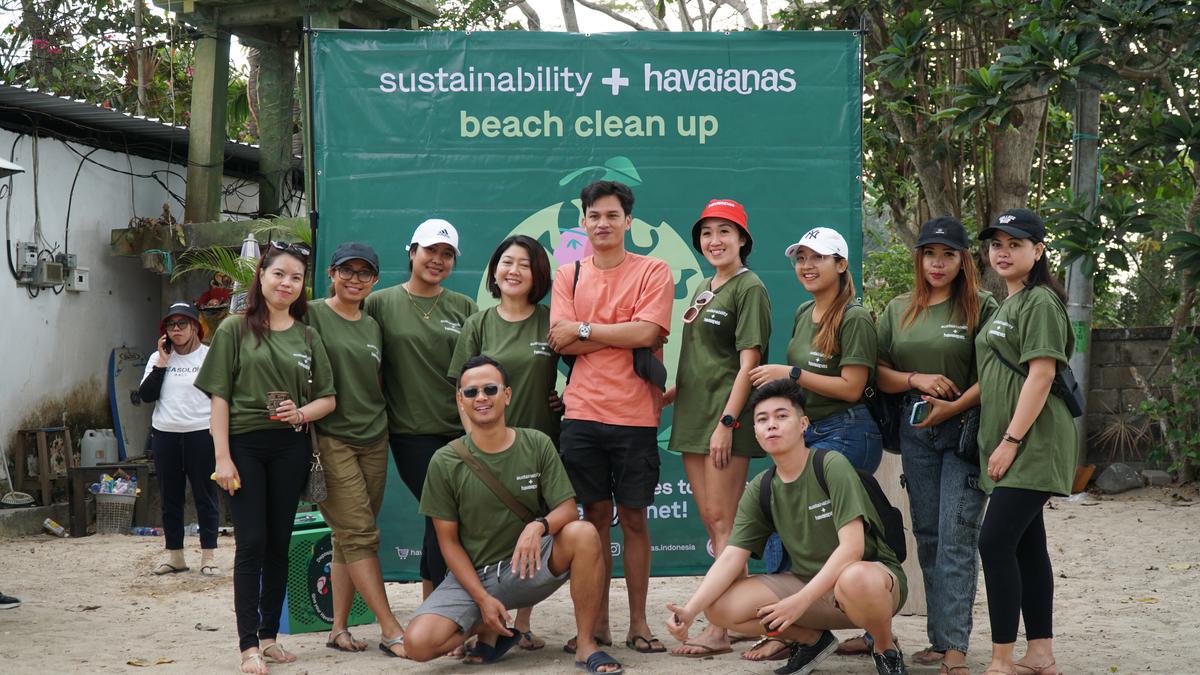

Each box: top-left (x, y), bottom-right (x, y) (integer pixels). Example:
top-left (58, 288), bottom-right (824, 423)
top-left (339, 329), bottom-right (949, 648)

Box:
top-left (255, 32), bottom-right (297, 217)
top-left (877, 452), bottom-right (926, 615)
top-left (184, 28), bottom-right (230, 224)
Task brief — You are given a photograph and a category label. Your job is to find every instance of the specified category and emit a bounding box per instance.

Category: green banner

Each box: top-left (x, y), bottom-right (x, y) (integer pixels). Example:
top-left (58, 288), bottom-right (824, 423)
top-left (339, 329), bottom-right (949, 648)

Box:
top-left (309, 30), bottom-right (862, 580)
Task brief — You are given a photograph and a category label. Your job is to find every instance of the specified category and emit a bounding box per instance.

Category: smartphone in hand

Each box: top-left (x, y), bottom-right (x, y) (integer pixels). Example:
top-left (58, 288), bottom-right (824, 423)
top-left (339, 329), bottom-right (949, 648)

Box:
top-left (909, 400), bottom-right (929, 425)
top-left (161, 334), bottom-right (173, 353)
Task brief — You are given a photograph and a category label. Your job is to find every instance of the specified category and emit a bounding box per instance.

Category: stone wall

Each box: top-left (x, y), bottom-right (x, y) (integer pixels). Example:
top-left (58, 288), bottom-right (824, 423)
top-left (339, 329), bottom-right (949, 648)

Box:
top-left (1086, 326), bottom-right (1179, 467)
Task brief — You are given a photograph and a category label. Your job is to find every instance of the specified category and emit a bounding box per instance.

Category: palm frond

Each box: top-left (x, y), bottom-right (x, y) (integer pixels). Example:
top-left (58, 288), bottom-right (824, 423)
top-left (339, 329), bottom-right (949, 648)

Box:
top-left (171, 246), bottom-right (257, 286)
top-left (249, 218), bottom-right (312, 246)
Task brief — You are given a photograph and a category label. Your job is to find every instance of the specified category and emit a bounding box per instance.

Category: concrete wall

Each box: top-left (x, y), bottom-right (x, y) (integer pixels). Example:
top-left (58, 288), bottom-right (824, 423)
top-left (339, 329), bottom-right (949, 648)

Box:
top-left (1086, 326), bottom-right (1185, 468)
top-left (0, 129), bottom-right (259, 465)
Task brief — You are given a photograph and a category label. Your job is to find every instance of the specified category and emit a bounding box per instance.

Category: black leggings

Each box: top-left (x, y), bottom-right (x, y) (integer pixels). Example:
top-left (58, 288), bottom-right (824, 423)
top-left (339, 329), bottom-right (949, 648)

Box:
top-left (389, 433), bottom-right (456, 585)
top-left (978, 486), bottom-right (1054, 644)
top-left (227, 428), bottom-right (309, 652)
top-left (151, 428), bottom-right (219, 550)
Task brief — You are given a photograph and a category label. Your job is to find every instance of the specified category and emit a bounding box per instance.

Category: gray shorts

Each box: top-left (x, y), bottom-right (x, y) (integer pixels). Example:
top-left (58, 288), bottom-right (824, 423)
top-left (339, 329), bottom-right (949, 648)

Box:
top-left (411, 535), bottom-right (568, 633)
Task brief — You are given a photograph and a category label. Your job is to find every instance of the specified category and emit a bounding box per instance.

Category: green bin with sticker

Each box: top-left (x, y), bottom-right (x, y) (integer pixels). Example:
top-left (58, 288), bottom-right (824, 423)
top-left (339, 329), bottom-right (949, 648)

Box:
top-left (280, 511), bottom-right (376, 634)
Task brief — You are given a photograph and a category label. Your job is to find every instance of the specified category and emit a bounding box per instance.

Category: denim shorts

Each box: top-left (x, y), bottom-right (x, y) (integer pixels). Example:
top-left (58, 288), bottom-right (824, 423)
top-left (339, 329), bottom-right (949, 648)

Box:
top-left (804, 404), bottom-right (883, 474)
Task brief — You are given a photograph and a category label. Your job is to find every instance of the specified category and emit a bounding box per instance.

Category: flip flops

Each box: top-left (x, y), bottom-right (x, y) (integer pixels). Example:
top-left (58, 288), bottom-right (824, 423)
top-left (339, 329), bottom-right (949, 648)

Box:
top-left (379, 634), bottom-right (406, 658)
top-left (464, 630), bottom-right (521, 664)
top-left (518, 630), bottom-right (546, 650)
top-left (153, 562), bottom-right (188, 575)
top-left (200, 564), bottom-right (221, 576)
top-left (577, 650), bottom-right (624, 674)
top-left (326, 630), bottom-right (367, 652)
top-left (741, 636), bottom-right (792, 662)
top-left (564, 635), bottom-right (614, 654)
top-left (625, 635), bottom-right (666, 653)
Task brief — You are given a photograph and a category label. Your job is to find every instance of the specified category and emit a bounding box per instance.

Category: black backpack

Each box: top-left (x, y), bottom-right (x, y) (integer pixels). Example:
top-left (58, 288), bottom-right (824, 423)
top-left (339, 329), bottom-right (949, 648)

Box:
top-left (757, 448), bottom-right (907, 565)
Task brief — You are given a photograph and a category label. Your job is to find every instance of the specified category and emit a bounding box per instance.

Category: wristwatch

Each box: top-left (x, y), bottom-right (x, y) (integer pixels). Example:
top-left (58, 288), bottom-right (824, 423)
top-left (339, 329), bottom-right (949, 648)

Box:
top-left (578, 322), bottom-right (591, 341)
top-left (535, 516), bottom-right (550, 535)
top-left (720, 414), bottom-right (738, 429)
top-left (789, 366), bottom-right (802, 382)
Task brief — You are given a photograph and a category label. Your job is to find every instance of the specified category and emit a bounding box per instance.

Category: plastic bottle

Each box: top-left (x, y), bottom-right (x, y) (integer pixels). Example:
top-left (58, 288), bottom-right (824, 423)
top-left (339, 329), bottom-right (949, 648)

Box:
top-left (130, 526), bottom-right (163, 536)
top-left (43, 518), bottom-right (68, 537)
top-left (185, 523), bottom-right (200, 536)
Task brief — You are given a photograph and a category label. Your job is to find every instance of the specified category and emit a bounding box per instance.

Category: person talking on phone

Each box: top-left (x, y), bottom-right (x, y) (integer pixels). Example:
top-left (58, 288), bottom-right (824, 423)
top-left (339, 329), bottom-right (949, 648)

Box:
top-left (875, 217), bottom-right (998, 674)
top-left (138, 302), bottom-right (220, 577)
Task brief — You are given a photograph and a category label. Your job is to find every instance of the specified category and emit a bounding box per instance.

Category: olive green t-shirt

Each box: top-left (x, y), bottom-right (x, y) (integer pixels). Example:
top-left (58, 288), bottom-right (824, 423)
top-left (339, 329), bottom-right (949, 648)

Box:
top-left (877, 291), bottom-right (999, 393)
top-left (975, 285), bottom-right (1076, 495)
top-left (785, 303), bottom-right (877, 422)
top-left (447, 305), bottom-right (561, 443)
top-left (305, 300), bottom-right (387, 443)
top-left (364, 285), bottom-right (478, 436)
top-left (194, 317), bottom-right (336, 436)
top-left (670, 271), bottom-right (771, 456)
top-left (419, 428), bottom-right (576, 568)
top-left (729, 450), bottom-right (907, 607)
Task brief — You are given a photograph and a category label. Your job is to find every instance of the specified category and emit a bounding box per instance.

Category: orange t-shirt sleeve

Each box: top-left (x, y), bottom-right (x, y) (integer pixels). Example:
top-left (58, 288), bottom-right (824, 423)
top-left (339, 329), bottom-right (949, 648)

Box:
top-left (550, 263), bottom-right (577, 324)
top-left (633, 260), bottom-right (674, 334)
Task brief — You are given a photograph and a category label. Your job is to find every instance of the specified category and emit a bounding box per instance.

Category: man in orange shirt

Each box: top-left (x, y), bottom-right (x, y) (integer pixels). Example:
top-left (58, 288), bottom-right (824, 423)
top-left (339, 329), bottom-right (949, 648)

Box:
top-left (548, 180), bottom-right (674, 655)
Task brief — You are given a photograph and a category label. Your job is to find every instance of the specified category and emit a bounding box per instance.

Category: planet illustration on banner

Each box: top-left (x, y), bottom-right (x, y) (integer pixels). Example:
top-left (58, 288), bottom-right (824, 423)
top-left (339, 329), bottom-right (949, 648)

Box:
top-left (473, 157), bottom-right (704, 411)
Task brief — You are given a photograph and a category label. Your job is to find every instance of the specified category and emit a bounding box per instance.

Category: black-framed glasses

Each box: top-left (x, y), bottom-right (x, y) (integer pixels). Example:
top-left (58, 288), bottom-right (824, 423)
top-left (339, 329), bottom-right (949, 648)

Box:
top-left (164, 319), bottom-right (191, 330)
top-left (335, 266), bottom-right (377, 283)
top-left (460, 384), bottom-right (501, 398)
top-left (682, 290), bottom-right (715, 324)
top-left (269, 240), bottom-right (311, 258)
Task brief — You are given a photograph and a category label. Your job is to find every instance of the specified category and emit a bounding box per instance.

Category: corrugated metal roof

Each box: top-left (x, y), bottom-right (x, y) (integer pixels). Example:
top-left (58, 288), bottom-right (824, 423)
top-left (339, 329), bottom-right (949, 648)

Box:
top-left (0, 81), bottom-right (269, 178)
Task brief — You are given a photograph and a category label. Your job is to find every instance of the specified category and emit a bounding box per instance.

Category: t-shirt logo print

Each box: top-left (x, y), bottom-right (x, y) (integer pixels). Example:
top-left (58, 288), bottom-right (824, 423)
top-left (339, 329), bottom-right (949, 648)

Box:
top-left (808, 498), bottom-right (832, 521)
top-left (292, 352), bottom-right (312, 371)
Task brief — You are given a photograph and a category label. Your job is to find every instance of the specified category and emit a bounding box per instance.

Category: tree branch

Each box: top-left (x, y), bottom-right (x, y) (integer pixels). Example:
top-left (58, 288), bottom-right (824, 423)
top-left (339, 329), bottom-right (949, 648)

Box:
top-left (560, 0), bottom-right (580, 32)
top-left (516, 0), bottom-right (541, 31)
top-left (574, 0), bottom-right (657, 30)
top-left (637, 0), bottom-right (671, 31)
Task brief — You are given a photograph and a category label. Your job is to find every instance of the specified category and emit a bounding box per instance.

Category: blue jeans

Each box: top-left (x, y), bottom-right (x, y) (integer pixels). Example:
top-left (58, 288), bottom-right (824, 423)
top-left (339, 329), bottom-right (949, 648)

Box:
top-left (900, 396), bottom-right (986, 653)
top-left (805, 403), bottom-right (883, 473)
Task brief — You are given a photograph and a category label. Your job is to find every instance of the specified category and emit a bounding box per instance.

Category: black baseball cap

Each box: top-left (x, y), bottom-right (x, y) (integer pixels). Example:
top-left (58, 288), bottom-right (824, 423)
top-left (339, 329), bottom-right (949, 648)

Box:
top-left (916, 216), bottom-right (970, 250)
top-left (978, 208), bottom-right (1046, 243)
top-left (329, 242), bottom-right (380, 274)
top-left (160, 301), bottom-right (203, 339)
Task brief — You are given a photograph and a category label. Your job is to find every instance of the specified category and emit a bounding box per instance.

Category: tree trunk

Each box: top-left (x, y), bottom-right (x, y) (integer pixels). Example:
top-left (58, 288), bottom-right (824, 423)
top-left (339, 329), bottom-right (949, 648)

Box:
top-left (560, 0), bottom-right (580, 32)
top-left (989, 85), bottom-right (1047, 217)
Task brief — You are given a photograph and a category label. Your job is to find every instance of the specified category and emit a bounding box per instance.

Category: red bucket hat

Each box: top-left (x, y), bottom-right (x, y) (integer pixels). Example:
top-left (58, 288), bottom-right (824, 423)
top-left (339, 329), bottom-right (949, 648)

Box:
top-left (691, 199), bottom-right (752, 261)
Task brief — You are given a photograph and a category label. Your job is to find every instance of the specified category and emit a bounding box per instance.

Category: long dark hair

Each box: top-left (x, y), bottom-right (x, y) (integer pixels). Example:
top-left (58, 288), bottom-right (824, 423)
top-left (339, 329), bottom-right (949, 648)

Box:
top-left (244, 247), bottom-right (309, 346)
top-left (902, 246), bottom-right (983, 335)
top-left (1025, 254), bottom-right (1068, 303)
top-left (813, 260), bottom-right (856, 357)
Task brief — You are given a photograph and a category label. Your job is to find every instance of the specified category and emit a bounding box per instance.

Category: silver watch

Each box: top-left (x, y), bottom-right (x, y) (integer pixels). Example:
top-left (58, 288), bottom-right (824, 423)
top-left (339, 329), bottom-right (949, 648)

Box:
top-left (578, 322), bottom-right (592, 341)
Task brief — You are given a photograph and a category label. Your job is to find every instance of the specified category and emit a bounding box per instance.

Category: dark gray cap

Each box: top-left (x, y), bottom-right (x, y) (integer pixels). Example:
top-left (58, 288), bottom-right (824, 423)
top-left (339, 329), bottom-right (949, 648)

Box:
top-left (916, 216), bottom-right (970, 250)
top-left (330, 242), bottom-right (379, 273)
top-left (978, 208), bottom-right (1045, 243)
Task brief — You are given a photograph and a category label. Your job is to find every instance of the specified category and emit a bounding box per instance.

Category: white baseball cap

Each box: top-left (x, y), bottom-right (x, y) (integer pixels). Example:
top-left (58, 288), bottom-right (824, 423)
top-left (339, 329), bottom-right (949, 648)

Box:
top-left (410, 218), bottom-right (461, 255)
top-left (785, 227), bottom-right (849, 259)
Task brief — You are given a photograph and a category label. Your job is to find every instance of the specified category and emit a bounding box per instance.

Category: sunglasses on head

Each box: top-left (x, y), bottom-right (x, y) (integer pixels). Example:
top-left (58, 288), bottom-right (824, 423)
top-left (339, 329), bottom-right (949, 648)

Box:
top-left (269, 241), bottom-right (311, 258)
top-left (460, 384), bottom-right (501, 398)
top-left (682, 290), bottom-right (715, 324)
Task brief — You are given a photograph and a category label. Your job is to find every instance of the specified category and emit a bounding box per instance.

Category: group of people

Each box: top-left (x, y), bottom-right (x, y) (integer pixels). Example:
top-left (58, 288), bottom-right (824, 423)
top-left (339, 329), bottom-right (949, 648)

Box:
top-left (139, 179), bottom-right (1075, 675)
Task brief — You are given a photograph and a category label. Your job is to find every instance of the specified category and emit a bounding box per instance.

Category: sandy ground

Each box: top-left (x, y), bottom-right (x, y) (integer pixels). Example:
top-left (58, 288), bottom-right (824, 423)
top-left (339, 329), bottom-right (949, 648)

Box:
top-left (1, 486), bottom-right (1197, 674)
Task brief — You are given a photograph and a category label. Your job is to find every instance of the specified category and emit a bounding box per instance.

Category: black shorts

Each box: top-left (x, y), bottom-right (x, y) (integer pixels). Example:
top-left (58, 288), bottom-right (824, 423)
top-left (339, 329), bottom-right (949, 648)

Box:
top-left (560, 419), bottom-right (660, 509)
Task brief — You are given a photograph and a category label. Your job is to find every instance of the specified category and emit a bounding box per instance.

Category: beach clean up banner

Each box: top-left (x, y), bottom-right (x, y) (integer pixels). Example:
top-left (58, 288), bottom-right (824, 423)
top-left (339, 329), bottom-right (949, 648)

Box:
top-left (308, 30), bottom-right (863, 581)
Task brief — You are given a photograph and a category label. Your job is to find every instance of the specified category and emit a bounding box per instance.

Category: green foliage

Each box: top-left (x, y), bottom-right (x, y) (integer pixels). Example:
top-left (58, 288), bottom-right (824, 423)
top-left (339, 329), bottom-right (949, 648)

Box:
top-left (1141, 330), bottom-right (1200, 477)
top-left (171, 245), bottom-right (257, 287)
top-left (862, 231), bottom-right (913, 316)
top-left (1167, 229), bottom-right (1200, 289)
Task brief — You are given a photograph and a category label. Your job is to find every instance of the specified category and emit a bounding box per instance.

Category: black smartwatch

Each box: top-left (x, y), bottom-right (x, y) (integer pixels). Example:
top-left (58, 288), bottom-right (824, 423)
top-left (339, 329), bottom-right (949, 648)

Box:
top-left (789, 366), bottom-right (802, 382)
top-left (720, 414), bottom-right (737, 429)
top-left (535, 516), bottom-right (550, 536)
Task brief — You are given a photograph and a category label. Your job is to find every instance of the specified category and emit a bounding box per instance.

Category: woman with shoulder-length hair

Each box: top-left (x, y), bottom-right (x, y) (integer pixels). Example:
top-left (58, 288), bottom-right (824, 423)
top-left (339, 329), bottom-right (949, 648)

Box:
top-left (975, 209), bottom-right (1073, 675)
top-left (447, 233), bottom-right (561, 654)
top-left (195, 241), bottom-right (337, 674)
top-left (876, 216), bottom-right (999, 675)
top-left (365, 219), bottom-right (478, 598)
top-left (305, 242), bottom-right (408, 657)
top-left (664, 199), bottom-right (771, 659)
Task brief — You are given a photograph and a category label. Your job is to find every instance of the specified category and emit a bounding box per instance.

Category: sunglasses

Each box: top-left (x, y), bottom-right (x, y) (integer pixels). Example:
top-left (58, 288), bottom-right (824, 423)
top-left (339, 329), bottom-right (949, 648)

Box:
top-left (164, 319), bottom-right (192, 330)
top-left (682, 290), bottom-right (715, 324)
top-left (269, 241), bottom-right (311, 258)
top-left (460, 384), bottom-right (501, 398)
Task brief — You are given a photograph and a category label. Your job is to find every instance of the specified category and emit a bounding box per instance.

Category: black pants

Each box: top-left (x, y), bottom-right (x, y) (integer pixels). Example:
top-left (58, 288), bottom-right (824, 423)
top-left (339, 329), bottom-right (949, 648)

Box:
top-left (227, 428), bottom-right (309, 652)
top-left (389, 433), bottom-right (456, 585)
top-left (978, 486), bottom-right (1054, 644)
top-left (151, 428), bottom-right (219, 550)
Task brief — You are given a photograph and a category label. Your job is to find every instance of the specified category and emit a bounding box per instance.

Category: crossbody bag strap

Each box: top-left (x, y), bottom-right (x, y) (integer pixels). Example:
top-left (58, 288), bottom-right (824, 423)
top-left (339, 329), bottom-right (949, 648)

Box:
top-left (449, 438), bottom-right (534, 522)
top-left (988, 341), bottom-right (1029, 381)
top-left (303, 326), bottom-right (321, 463)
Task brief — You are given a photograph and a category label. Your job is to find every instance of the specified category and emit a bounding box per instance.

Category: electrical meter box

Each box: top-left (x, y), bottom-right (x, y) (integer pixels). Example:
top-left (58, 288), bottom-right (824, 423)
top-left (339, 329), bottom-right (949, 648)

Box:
top-left (67, 267), bottom-right (89, 292)
top-left (33, 260), bottom-right (64, 287)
